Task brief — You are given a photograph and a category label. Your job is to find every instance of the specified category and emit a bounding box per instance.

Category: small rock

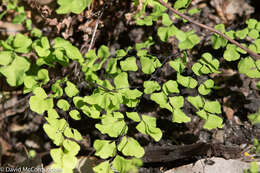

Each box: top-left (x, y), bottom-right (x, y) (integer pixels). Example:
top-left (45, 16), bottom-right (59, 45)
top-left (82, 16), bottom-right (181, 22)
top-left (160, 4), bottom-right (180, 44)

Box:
top-left (164, 157), bottom-right (259, 173)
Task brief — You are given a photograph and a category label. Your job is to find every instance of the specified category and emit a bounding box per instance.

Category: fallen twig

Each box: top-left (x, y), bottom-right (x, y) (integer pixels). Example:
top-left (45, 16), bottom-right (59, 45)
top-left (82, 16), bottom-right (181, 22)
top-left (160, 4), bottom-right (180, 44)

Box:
top-left (0, 21), bottom-right (24, 34)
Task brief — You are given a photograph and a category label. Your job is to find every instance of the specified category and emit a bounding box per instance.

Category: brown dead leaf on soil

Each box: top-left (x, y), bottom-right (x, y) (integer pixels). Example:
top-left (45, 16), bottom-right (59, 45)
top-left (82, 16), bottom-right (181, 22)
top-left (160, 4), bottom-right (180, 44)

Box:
top-left (223, 97), bottom-right (235, 120)
top-left (223, 105), bottom-right (235, 120)
top-left (210, 0), bottom-right (254, 23)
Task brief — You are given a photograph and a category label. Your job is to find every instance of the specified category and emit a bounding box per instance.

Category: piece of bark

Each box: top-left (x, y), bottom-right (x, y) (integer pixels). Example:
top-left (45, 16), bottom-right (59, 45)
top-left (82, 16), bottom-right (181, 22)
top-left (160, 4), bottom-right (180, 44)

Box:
top-left (142, 143), bottom-right (241, 163)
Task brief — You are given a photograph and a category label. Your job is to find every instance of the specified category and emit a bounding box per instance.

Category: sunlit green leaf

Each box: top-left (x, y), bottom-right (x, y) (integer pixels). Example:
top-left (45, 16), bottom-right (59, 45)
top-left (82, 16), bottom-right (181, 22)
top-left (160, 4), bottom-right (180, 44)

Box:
top-left (62, 152), bottom-right (78, 170)
top-left (94, 140), bottom-right (116, 159)
top-left (51, 81), bottom-right (64, 98)
top-left (126, 112), bottom-right (141, 122)
top-left (192, 63), bottom-right (203, 76)
top-left (223, 44), bottom-right (240, 61)
top-left (50, 148), bottom-right (63, 165)
top-left (0, 55), bottom-right (30, 86)
top-left (249, 162), bottom-right (258, 173)
top-left (34, 46), bottom-right (50, 57)
top-left (177, 31), bottom-right (200, 50)
top-left (257, 22), bottom-right (260, 32)
top-left (69, 110), bottom-right (81, 120)
top-left (30, 96), bottom-right (53, 114)
top-left (29, 87), bottom-right (53, 114)
top-left (196, 109), bottom-right (208, 120)
top-left (188, 8), bottom-right (200, 15)
top-left (257, 81), bottom-right (260, 90)
top-left (249, 44), bottom-right (257, 53)
top-left (13, 33), bottom-right (32, 53)
top-left (211, 24), bottom-right (227, 49)
top-left (136, 115), bottom-right (162, 141)
top-left (112, 156), bottom-right (142, 173)
top-left (117, 136), bottom-right (145, 158)
top-left (169, 58), bottom-right (186, 73)
top-left (12, 13), bottom-right (26, 24)
top-left (56, 0), bottom-right (92, 14)
top-left (122, 89), bottom-right (142, 99)
top-left (254, 39), bottom-right (260, 54)
top-left (196, 110), bottom-right (223, 129)
top-left (172, 108), bottom-right (191, 123)
top-left (47, 109), bottom-right (60, 119)
top-left (204, 101), bottom-right (221, 114)
top-left (143, 81), bottom-right (161, 94)
top-left (226, 30), bottom-right (235, 39)
top-left (151, 92), bottom-right (172, 111)
top-left (198, 53), bottom-right (218, 73)
top-left (37, 69), bottom-right (49, 84)
top-left (157, 26), bottom-right (169, 42)
top-left (98, 45), bottom-right (110, 59)
top-left (63, 127), bottom-right (82, 141)
top-left (238, 57), bottom-right (260, 78)
top-left (43, 123), bottom-right (64, 146)
top-left (120, 56), bottom-right (138, 71)
top-left (114, 72), bottom-right (129, 89)
top-left (95, 113), bottom-right (128, 137)
top-left (162, 80), bottom-right (179, 95)
top-left (177, 73), bottom-right (197, 88)
top-left (174, 0), bottom-right (192, 9)
top-left (136, 16), bottom-right (153, 26)
top-left (187, 96), bottom-right (204, 110)
top-left (247, 19), bottom-right (258, 29)
top-left (162, 13), bottom-right (172, 26)
top-left (106, 58), bottom-right (118, 74)
top-left (198, 79), bottom-right (214, 95)
top-left (157, 25), bottom-right (178, 42)
top-left (248, 29), bottom-right (259, 39)
top-left (124, 98), bottom-right (140, 108)
top-left (57, 99), bottom-right (70, 111)
top-left (63, 139), bottom-right (80, 155)
top-left (200, 53), bottom-right (220, 72)
top-left (54, 37), bottom-right (83, 63)
top-left (203, 113), bottom-right (223, 130)
top-left (93, 161), bottom-right (113, 173)
top-left (169, 96), bottom-right (184, 109)
top-left (1, 35), bottom-right (14, 51)
top-left (31, 28), bottom-right (42, 38)
top-left (65, 81), bottom-right (79, 97)
top-left (236, 28), bottom-right (249, 39)
top-left (248, 108), bottom-right (260, 125)
top-left (136, 37), bottom-right (154, 50)
top-left (236, 43), bottom-right (247, 54)
top-left (140, 56), bottom-right (159, 74)
top-left (0, 51), bottom-right (13, 65)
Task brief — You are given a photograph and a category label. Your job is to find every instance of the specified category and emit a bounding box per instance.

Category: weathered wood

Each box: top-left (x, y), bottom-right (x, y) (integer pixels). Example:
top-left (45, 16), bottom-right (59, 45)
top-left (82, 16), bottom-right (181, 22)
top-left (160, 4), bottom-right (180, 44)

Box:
top-left (142, 143), bottom-right (241, 163)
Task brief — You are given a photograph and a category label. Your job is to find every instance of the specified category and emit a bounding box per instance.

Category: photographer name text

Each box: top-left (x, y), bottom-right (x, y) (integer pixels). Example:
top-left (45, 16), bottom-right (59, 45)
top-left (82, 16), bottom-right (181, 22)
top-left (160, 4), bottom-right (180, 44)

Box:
top-left (0, 166), bottom-right (62, 173)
